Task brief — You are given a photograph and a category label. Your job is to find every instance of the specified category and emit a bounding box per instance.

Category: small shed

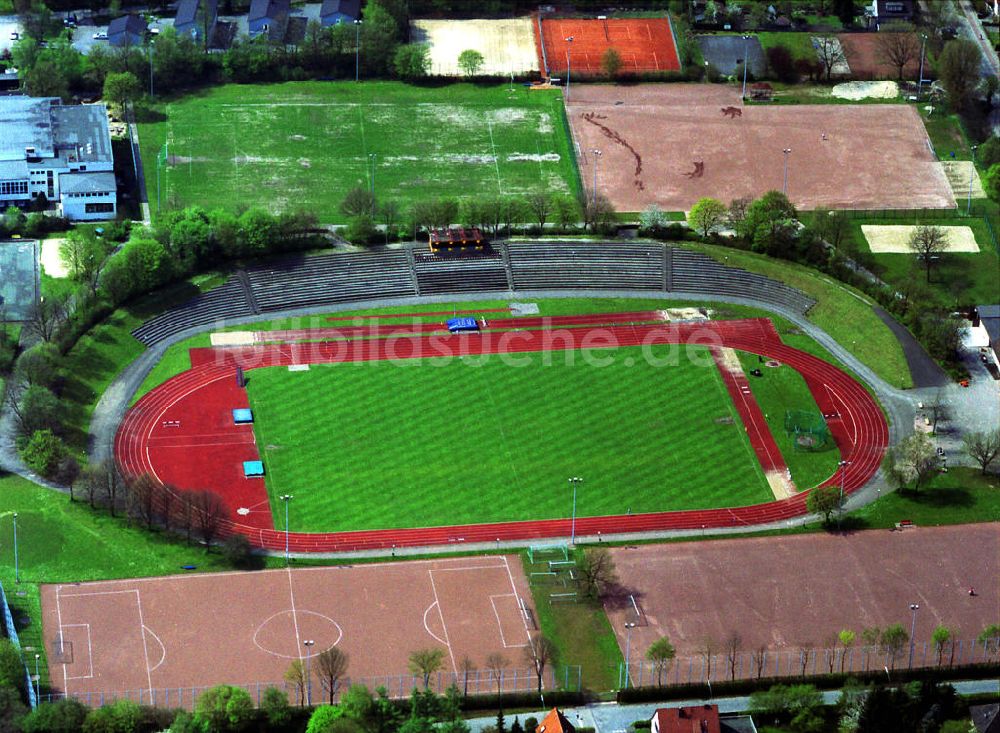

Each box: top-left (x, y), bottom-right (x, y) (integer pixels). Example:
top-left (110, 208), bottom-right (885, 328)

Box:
top-left (233, 408), bottom-right (254, 424)
top-left (107, 15), bottom-right (147, 47)
top-left (243, 460), bottom-right (265, 477)
top-left (320, 0), bottom-right (361, 25)
top-left (749, 82), bottom-right (773, 101)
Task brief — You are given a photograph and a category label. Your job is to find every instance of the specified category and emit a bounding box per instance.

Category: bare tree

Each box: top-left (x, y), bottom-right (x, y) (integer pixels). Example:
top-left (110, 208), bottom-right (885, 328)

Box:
top-left (963, 429), bottom-right (1000, 474)
top-left (524, 634), bottom-right (559, 693)
top-left (408, 648), bottom-right (445, 689)
top-left (178, 494), bottom-right (195, 544)
top-left (379, 199), bottom-right (400, 244)
top-left (880, 624), bottom-right (908, 670)
top-left (908, 225), bottom-right (947, 282)
top-left (190, 490), bottom-right (227, 550)
top-left (126, 474), bottom-right (159, 530)
top-left (578, 548), bottom-right (618, 599)
top-left (25, 294), bottom-right (67, 343)
top-left (583, 193), bottom-right (615, 233)
top-left (927, 389), bottom-right (950, 433)
top-left (317, 647), bottom-right (349, 704)
top-left (888, 432), bottom-right (940, 492)
top-left (876, 23), bottom-right (920, 79)
top-left (727, 196), bottom-right (752, 230)
top-left (751, 645), bottom-right (767, 680)
top-left (459, 656), bottom-right (476, 698)
top-left (798, 642), bottom-right (814, 676)
top-left (484, 652), bottom-right (509, 698)
top-left (526, 192), bottom-right (552, 229)
top-left (159, 483), bottom-right (177, 533)
top-left (699, 637), bottom-right (716, 681)
top-left (725, 632), bottom-right (742, 680)
top-left (813, 35), bottom-right (847, 82)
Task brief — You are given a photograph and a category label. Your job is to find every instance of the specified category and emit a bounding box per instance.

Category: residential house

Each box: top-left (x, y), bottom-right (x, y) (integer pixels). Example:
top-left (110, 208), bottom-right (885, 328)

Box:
top-left (651, 705), bottom-right (721, 733)
top-left (971, 703), bottom-right (1000, 733)
top-left (248, 0), bottom-right (290, 37)
top-left (175, 0), bottom-right (218, 43)
top-left (320, 0), bottom-right (361, 25)
top-left (534, 708), bottom-right (575, 733)
top-left (107, 15), bottom-right (147, 48)
top-left (0, 96), bottom-right (117, 221)
top-left (871, 0), bottom-right (915, 28)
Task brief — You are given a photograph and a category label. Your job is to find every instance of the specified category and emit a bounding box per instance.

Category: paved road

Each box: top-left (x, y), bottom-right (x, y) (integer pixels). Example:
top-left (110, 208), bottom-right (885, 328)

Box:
top-left (464, 679), bottom-right (1000, 732)
top-left (957, 0), bottom-right (1000, 79)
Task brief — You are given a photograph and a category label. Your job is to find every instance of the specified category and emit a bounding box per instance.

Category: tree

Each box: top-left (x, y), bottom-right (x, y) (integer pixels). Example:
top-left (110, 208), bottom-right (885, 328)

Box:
top-left (190, 490), bottom-right (227, 550)
top-left (458, 656), bottom-right (476, 697)
top-left (14, 385), bottom-right (62, 438)
top-left (838, 630), bottom-right (855, 673)
top-left (0, 638), bottom-right (27, 695)
top-left (834, 0), bottom-right (855, 26)
top-left (19, 697), bottom-right (88, 733)
top-left (394, 43), bottom-right (430, 80)
top-left (379, 199), bottom-right (401, 243)
top-left (750, 683), bottom-right (825, 732)
top-left (646, 637), bottom-right (676, 686)
top-left (931, 625), bottom-right (952, 666)
top-left (689, 197), bottom-right (727, 238)
top-left (727, 195), bottom-right (752, 230)
top-left (699, 637), bottom-right (716, 681)
top-left (908, 225), bottom-right (947, 282)
top-left (408, 648), bottom-right (445, 689)
top-left (813, 35), bottom-right (846, 82)
top-left (25, 293), bottom-right (67, 343)
top-left (457, 49), bottom-right (484, 77)
top-left (724, 632), bottom-right (742, 680)
top-left (980, 136), bottom-right (1000, 169)
top-left (260, 686), bottom-right (292, 729)
top-left (938, 39), bottom-right (983, 111)
top-left (739, 190), bottom-right (797, 252)
top-left (578, 547), bottom-right (618, 599)
top-left (875, 24), bottom-right (919, 80)
top-left (888, 432), bottom-right (939, 492)
top-left (125, 473), bottom-right (159, 530)
top-left (812, 208), bottom-right (849, 251)
top-left (23, 58), bottom-right (70, 100)
top-left (193, 684), bottom-right (255, 731)
top-left (766, 44), bottom-right (797, 84)
top-left (583, 193), bottom-right (615, 233)
top-left (20, 428), bottom-right (67, 478)
top-left (978, 624), bottom-right (1000, 662)
top-left (317, 647), bottom-right (349, 704)
top-left (806, 484), bottom-right (843, 526)
top-left (484, 653), bottom-right (509, 699)
top-left (341, 187), bottom-right (376, 218)
top-left (963, 429), bottom-right (1000, 474)
top-left (602, 48), bottom-right (623, 79)
top-left (102, 71), bottom-right (141, 117)
top-left (526, 192), bottom-right (552, 230)
top-left (524, 634), bottom-right (558, 693)
top-left (640, 204), bottom-right (669, 231)
top-left (361, 0), bottom-right (401, 77)
top-left (880, 623), bottom-right (908, 669)
top-left (986, 163), bottom-right (1000, 204)
top-left (285, 660), bottom-right (307, 706)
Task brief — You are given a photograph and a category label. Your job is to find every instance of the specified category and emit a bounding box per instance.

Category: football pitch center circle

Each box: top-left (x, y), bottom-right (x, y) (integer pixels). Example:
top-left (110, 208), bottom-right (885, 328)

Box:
top-left (115, 312), bottom-right (888, 552)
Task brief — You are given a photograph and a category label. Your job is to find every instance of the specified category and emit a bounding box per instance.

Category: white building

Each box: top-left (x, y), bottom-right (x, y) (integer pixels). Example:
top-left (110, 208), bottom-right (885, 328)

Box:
top-left (0, 96), bottom-right (117, 221)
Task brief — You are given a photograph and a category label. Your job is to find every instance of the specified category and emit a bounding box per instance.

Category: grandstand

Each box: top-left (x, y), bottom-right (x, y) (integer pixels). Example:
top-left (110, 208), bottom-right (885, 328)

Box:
top-left (132, 243), bottom-right (816, 345)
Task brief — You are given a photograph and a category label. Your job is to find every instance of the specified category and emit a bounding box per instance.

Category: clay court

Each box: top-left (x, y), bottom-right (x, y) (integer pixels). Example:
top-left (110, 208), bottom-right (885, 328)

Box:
top-left (566, 84), bottom-right (955, 212)
top-left (41, 556), bottom-right (539, 704)
top-left (608, 524), bottom-right (999, 678)
top-left (838, 32), bottom-right (921, 81)
top-left (538, 17), bottom-right (680, 76)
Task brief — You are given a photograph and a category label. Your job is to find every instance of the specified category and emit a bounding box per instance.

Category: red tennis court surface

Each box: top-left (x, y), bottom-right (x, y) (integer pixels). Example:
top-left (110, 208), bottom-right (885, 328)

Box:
top-left (115, 315), bottom-right (888, 553)
top-left (607, 524), bottom-right (999, 678)
top-left (41, 556), bottom-right (538, 706)
top-left (567, 84), bottom-right (955, 212)
top-left (539, 17), bottom-right (680, 76)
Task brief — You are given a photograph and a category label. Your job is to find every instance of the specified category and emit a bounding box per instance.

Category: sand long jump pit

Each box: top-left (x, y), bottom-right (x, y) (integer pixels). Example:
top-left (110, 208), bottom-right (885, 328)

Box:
top-left (566, 84), bottom-right (956, 212)
top-left (862, 224), bottom-right (980, 253)
top-left (41, 556), bottom-right (538, 705)
top-left (411, 19), bottom-right (539, 76)
top-left (607, 525), bottom-right (998, 679)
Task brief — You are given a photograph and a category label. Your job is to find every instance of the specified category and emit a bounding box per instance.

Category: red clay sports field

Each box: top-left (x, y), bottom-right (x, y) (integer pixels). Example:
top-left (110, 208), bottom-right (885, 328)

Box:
top-left (115, 312), bottom-right (888, 552)
top-left (537, 17), bottom-right (681, 76)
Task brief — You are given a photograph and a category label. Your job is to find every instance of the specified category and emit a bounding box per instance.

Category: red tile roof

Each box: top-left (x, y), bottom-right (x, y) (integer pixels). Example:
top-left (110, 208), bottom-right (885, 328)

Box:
top-left (652, 705), bottom-right (721, 733)
top-left (536, 708), bottom-right (576, 733)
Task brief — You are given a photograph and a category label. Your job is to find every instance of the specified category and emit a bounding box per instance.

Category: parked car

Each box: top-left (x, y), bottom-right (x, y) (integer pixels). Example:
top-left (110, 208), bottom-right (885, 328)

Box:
top-left (92, 31), bottom-right (107, 39)
top-left (9, 31), bottom-right (18, 40)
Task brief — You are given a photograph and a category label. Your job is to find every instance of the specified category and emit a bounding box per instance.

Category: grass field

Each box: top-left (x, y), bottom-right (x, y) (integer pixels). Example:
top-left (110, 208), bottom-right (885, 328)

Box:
top-left (137, 81), bottom-right (581, 223)
top-left (735, 350), bottom-right (840, 489)
top-left (247, 344), bottom-right (772, 532)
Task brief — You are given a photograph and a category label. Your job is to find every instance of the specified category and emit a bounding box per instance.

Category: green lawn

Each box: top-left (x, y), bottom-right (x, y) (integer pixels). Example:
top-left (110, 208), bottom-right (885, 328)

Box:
top-left (681, 242), bottom-right (913, 389)
top-left (847, 468), bottom-right (1000, 528)
top-left (138, 81), bottom-right (581, 223)
top-left (247, 344), bottom-right (772, 532)
top-left (736, 350), bottom-right (840, 489)
top-left (921, 109), bottom-right (976, 161)
top-left (758, 32), bottom-right (817, 62)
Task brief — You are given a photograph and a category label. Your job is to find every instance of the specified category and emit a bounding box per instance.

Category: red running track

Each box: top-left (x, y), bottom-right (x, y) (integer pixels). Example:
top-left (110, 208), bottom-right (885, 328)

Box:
top-left (115, 318), bottom-right (888, 552)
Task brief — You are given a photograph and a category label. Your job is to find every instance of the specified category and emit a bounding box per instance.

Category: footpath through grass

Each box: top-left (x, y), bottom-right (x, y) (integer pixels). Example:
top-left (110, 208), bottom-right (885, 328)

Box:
top-left (138, 81), bottom-right (581, 223)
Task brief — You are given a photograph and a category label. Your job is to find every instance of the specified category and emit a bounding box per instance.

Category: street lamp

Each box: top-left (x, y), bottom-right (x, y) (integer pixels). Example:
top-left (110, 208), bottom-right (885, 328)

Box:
top-left (908, 603), bottom-right (920, 669)
top-left (782, 148), bottom-right (792, 195)
top-left (568, 477), bottom-right (582, 544)
top-left (148, 41), bottom-right (154, 98)
top-left (369, 153), bottom-right (377, 215)
top-left (741, 34), bottom-right (752, 99)
top-left (624, 622), bottom-right (636, 689)
top-left (564, 36), bottom-right (574, 100)
top-left (917, 34), bottom-right (927, 97)
top-left (280, 495), bottom-right (293, 565)
top-left (591, 149), bottom-right (602, 208)
top-left (34, 654), bottom-right (39, 701)
top-left (838, 459), bottom-right (851, 529)
top-left (303, 639), bottom-right (315, 705)
top-left (12, 513), bottom-right (18, 584)
top-left (354, 19), bottom-right (362, 82)
top-left (967, 145), bottom-right (978, 214)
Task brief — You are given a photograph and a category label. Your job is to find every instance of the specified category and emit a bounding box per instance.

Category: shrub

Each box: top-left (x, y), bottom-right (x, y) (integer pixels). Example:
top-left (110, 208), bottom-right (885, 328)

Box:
top-left (346, 215), bottom-right (379, 245)
top-left (20, 429), bottom-right (67, 478)
top-left (260, 686), bottom-right (292, 728)
top-left (222, 533), bottom-right (258, 569)
top-left (766, 45), bottom-right (797, 83)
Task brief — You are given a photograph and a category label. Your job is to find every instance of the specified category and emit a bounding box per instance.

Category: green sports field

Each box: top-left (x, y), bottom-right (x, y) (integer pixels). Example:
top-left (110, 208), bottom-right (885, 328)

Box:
top-left (138, 81), bottom-right (580, 222)
top-left (247, 344), bottom-right (775, 532)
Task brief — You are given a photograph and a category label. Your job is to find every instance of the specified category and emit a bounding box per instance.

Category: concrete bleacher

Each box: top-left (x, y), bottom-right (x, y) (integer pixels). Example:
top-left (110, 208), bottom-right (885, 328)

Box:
top-left (412, 250), bottom-right (510, 294)
top-left (132, 242), bottom-right (816, 346)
